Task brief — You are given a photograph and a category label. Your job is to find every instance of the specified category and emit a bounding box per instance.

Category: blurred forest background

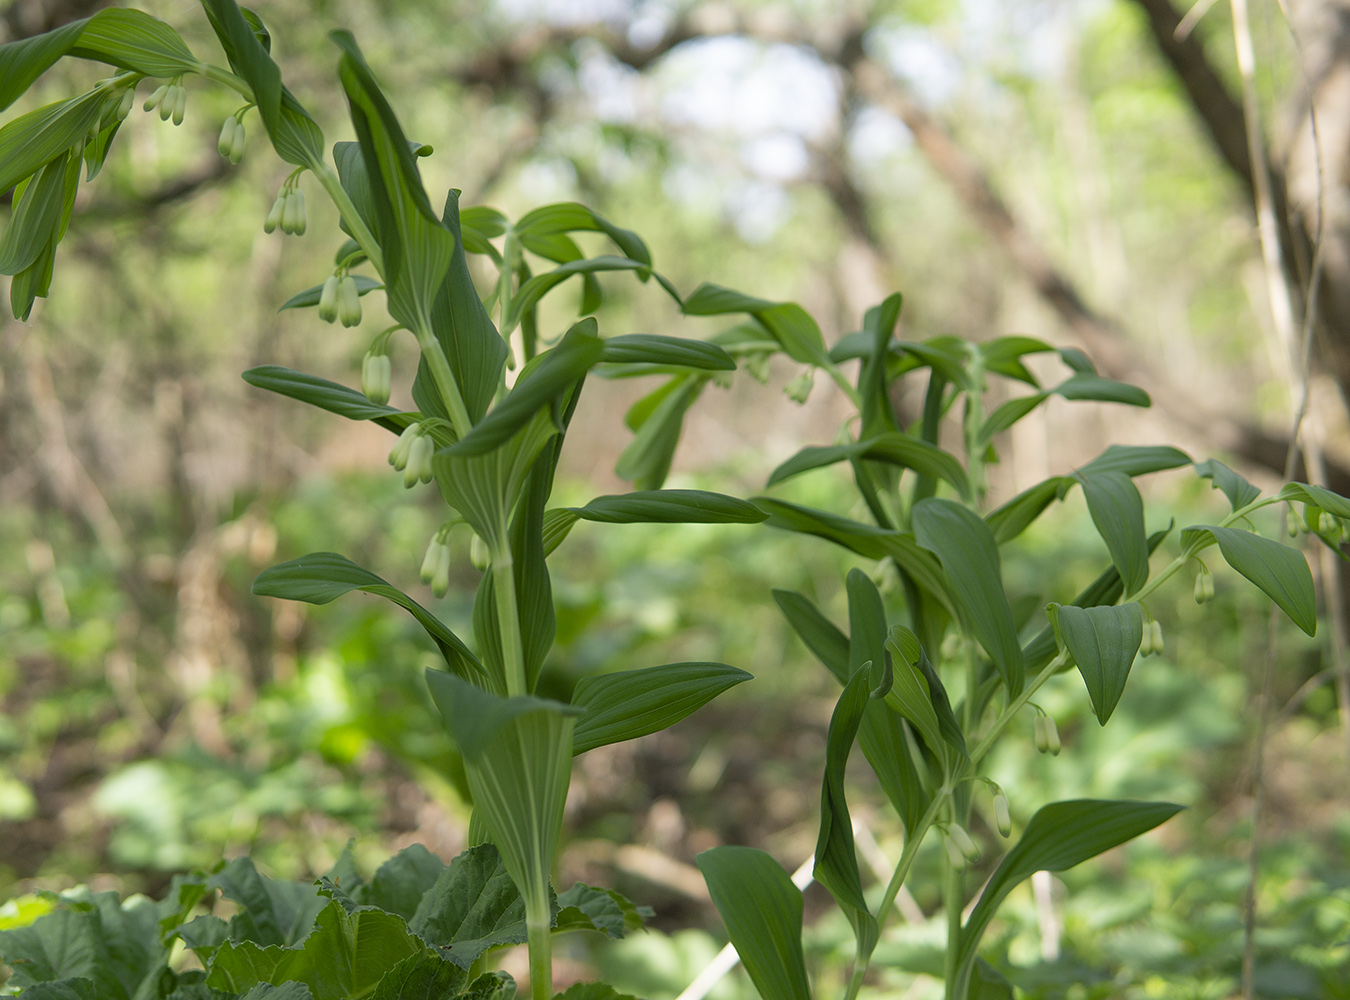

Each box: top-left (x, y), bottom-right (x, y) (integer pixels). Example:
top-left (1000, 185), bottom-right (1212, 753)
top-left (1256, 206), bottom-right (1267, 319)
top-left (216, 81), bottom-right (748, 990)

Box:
top-left (4, 0), bottom-right (1350, 996)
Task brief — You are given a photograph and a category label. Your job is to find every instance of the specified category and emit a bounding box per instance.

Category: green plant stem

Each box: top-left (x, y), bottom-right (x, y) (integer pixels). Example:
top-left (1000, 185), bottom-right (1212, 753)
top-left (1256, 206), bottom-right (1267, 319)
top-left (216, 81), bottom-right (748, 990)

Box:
top-left (822, 358), bottom-right (863, 409)
top-left (490, 545), bottom-right (528, 697)
top-left (198, 62), bottom-right (253, 101)
top-left (942, 853), bottom-right (963, 1000)
top-left (309, 160), bottom-right (385, 275)
top-left (969, 650), bottom-right (1068, 767)
top-left (525, 895), bottom-right (553, 1000)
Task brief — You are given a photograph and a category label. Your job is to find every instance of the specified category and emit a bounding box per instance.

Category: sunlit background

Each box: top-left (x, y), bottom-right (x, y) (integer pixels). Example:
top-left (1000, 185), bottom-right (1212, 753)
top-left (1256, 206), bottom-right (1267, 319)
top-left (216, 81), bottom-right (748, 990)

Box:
top-left (3, 0), bottom-right (1350, 996)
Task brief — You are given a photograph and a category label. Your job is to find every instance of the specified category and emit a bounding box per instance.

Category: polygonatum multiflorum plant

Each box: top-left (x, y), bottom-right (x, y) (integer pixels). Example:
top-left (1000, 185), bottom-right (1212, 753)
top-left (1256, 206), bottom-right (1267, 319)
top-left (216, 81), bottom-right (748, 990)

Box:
top-left (4, 4), bottom-right (1350, 1000)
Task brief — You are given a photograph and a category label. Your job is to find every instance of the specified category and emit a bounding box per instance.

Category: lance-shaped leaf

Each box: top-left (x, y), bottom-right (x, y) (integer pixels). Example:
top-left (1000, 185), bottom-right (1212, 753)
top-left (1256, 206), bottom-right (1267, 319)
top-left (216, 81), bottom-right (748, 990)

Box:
top-left (597, 334), bottom-right (734, 371)
top-left (755, 498), bottom-right (955, 617)
top-left (0, 153), bottom-right (68, 277)
top-left (979, 394), bottom-right (1050, 442)
top-left (0, 91), bottom-right (103, 200)
top-left (882, 628), bottom-right (943, 758)
top-left (1075, 469), bottom-right (1149, 597)
top-left (242, 367), bottom-right (408, 433)
top-left (425, 672), bottom-right (581, 934)
top-left (407, 844), bottom-right (530, 968)
top-left (857, 294), bottom-right (904, 436)
top-left (696, 847), bottom-right (811, 1000)
top-left (814, 661), bottom-right (882, 965)
top-left (767, 434), bottom-right (971, 502)
top-left (513, 202), bottom-right (652, 265)
top-left (1181, 526), bottom-right (1317, 636)
top-left (1075, 444), bottom-right (1191, 479)
top-left (953, 799), bottom-right (1183, 998)
top-left (1050, 373), bottom-right (1149, 406)
top-left (614, 375), bottom-right (706, 490)
top-left (505, 258), bottom-right (678, 333)
top-left (202, 1), bottom-right (323, 166)
top-left (683, 283), bottom-right (830, 368)
top-left (985, 477), bottom-right (1068, 544)
top-left (564, 490), bottom-right (764, 525)
top-left (1049, 603), bottom-right (1143, 725)
top-left (253, 553), bottom-right (481, 681)
top-left (279, 275), bottom-right (384, 311)
top-left (1278, 481), bottom-right (1350, 519)
top-left (912, 498), bottom-right (1023, 696)
top-left (446, 321), bottom-right (602, 457)
top-left (570, 662), bottom-right (752, 755)
top-left (1022, 527), bottom-right (1170, 671)
top-left (333, 32), bottom-right (453, 334)
top-left (776, 587), bottom-right (928, 832)
top-left (205, 899), bottom-right (444, 1000)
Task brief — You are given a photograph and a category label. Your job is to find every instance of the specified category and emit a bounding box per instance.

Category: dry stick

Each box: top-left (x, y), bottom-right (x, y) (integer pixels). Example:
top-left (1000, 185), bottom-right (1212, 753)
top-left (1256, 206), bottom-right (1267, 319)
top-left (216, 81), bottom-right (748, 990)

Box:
top-left (1228, 0), bottom-right (1328, 995)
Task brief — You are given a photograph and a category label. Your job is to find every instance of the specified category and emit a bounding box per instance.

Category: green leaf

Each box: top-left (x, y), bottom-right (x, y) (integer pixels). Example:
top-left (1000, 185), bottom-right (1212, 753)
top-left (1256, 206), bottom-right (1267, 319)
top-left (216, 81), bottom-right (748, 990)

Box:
top-left (205, 857), bottom-right (326, 949)
top-left (278, 275), bottom-right (383, 311)
top-left (773, 589), bottom-right (850, 682)
top-left (1278, 481), bottom-right (1350, 519)
top-left (70, 9), bottom-right (200, 77)
top-left (1076, 444), bottom-right (1191, 478)
top-left (1191, 459), bottom-right (1261, 511)
top-left (367, 953), bottom-right (465, 1000)
top-left (979, 394), bottom-right (1049, 442)
top-left (1182, 526), bottom-right (1317, 636)
top-left (954, 799), bottom-right (1182, 998)
top-left (425, 672), bottom-right (580, 930)
top-left (241, 367), bottom-right (407, 433)
top-left (565, 490), bottom-right (765, 525)
top-left (857, 294), bottom-right (904, 437)
top-left (985, 478), bottom-right (1067, 544)
top-left (912, 498), bottom-right (1023, 696)
top-left (445, 321), bottom-right (602, 457)
top-left (205, 900), bottom-right (441, 1000)
top-left (614, 375), bottom-right (706, 490)
top-left (881, 628), bottom-right (943, 758)
top-left (813, 662), bottom-right (880, 964)
top-left (767, 434), bottom-right (971, 502)
top-left (253, 553), bottom-right (482, 680)
top-left (570, 662), bottom-right (752, 755)
top-left (1050, 373), bottom-right (1150, 407)
top-left (0, 21), bottom-right (87, 112)
top-left (1075, 469), bottom-right (1149, 596)
top-left (513, 202), bottom-right (652, 266)
top-left (203, 1), bottom-right (322, 166)
top-left (554, 884), bottom-right (648, 939)
top-left (552, 984), bottom-right (639, 1000)
top-left (682, 283), bottom-right (829, 366)
top-left (1049, 603), bottom-right (1143, 725)
top-left (0, 90), bottom-right (103, 200)
top-left (333, 32), bottom-right (453, 332)
top-left (352, 846), bottom-right (445, 922)
top-left (696, 847), bottom-right (811, 1000)
top-left (406, 844), bottom-right (529, 968)
top-left (505, 257), bottom-right (671, 332)
top-left (0, 151), bottom-right (69, 276)
top-left (597, 334), bottom-right (735, 371)
top-left (462, 972), bottom-right (515, 1000)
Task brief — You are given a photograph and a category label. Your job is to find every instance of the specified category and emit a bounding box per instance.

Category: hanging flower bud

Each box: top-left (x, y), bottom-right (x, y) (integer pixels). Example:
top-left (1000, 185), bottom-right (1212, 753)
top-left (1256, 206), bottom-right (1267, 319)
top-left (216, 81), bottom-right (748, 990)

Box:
top-left (404, 431), bottom-right (434, 487)
top-left (470, 533), bottom-right (490, 572)
top-left (993, 789), bottom-right (1012, 838)
top-left (948, 822), bottom-right (979, 863)
top-left (1041, 714), bottom-right (1061, 756)
top-left (338, 276), bottom-right (362, 328)
top-left (143, 83), bottom-right (169, 113)
top-left (421, 536), bottom-right (443, 584)
top-left (228, 119), bottom-right (246, 164)
top-left (1139, 620), bottom-right (1155, 657)
top-left (421, 534), bottom-right (452, 597)
top-left (1287, 509), bottom-right (1304, 538)
top-left (784, 370), bottom-right (814, 404)
top-left (1325, 518), bottom-right (1344, 547)
top-left (746, 352), bottom-right (771, 384)
top-left (944, 829), bottom-right (969, 870)
top-left (362, 350), bottom-right (391, 405)
top-left (1194, 568), bottom-right (1214, 605)
top-left (282, 188), bottom-right (306, 235)
top-left (116, 87), bottom-right (135, 121)
top-left (940, 631), bottom-right (964, 662)
top-left (264, 192), bottom-right (286, 234)
top-left (218, 117), bottom-right (238, 159)
top-left (170, 84), bottom-right (186, 126)
top-left (1034, 714), bottom-right (1049, 754)
top-left (1149, 620), bottom-right (1164, 657)
top-left (389, 422), bottom-right (420, 470)
top-left (317, 276), bottom-right (340, 324)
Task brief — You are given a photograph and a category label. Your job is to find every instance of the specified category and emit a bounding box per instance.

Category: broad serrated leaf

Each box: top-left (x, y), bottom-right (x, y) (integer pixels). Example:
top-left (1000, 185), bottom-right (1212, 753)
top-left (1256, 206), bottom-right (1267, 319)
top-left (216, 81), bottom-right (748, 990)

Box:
top-left (696, 848), bottom-right (810, 1000)
top-left (1075, 469), bottom-right (1149, 596)
top-left (954, 800), bottom-right (1182, 998)
top-left (252, 553), bottom-right (481, 680)
top-left (1049, 603), bottom-right (1143, 724)
top-left (366, 955), bottom-right (465, 1000)
top-left (1182, 525), bottom-right (1317, 636)
top-left (205, 857), bottom-right (325, 949)
top-left (352, 846), bottom-right (445, 922)
top-left (554, 884), bottom-right (648, 939)
top-left (552, 985), bottom-right (639, 1000)
top-left (912, 498), bottom-right (1023, 696)
top-left (570, 662), bottom-right (752, 754)
top-left (205, 900), bottom-right (433, 1000)
top-left (406, 844), bottom-right (528, 968)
